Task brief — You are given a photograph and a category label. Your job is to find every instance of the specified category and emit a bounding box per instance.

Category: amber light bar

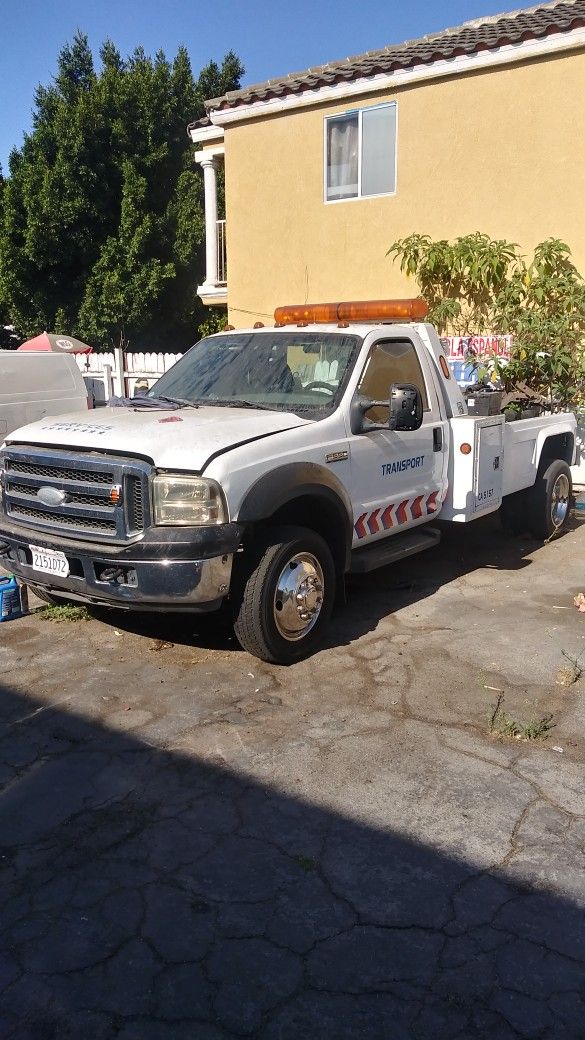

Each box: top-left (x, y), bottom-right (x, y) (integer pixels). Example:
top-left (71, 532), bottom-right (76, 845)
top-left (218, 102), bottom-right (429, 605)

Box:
top-left (274, 298), bottom-right (428, 325)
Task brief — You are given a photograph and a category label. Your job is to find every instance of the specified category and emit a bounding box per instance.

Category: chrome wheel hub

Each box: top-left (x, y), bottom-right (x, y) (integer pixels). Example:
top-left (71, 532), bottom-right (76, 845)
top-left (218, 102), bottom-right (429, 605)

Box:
top-left (273, 552), bottom-right (325, 641)
top-left (551, 473), bottom-right (570, 528)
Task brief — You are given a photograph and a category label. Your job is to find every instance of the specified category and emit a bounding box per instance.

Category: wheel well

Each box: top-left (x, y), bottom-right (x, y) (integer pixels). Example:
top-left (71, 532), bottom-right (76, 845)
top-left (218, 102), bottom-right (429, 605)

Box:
top-left (263, 495), bottom-right (350, 576)
top-left (539, 433), bottom-right (574, 468)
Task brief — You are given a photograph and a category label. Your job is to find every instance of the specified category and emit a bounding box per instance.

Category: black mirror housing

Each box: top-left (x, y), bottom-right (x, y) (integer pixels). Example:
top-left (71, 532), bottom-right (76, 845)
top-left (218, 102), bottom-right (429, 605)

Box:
top-left (389, 384), bottom-right (423, 431)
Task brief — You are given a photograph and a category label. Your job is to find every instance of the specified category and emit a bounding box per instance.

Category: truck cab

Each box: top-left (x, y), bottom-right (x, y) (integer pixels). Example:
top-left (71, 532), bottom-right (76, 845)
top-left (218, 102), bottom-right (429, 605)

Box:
top-left (0, 300), bottom-right (576, 663)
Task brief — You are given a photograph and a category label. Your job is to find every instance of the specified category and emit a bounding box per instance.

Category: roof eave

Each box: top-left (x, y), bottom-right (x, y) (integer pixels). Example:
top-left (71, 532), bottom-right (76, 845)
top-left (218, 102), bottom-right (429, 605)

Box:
top-left (205, 22), bottom-right (585, 126)
top-left (204, 0), bottom-right (585, 115)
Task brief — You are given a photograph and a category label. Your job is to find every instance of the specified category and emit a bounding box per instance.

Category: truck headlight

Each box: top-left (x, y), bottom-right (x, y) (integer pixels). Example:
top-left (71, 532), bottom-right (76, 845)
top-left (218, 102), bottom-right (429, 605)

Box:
top-left (153, 474), bottom-right (226, 526)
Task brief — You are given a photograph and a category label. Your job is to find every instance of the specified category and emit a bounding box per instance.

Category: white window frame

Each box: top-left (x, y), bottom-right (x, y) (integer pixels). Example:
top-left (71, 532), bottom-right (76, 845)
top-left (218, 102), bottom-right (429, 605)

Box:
top-left (323, 101), bottom-right (398, 204)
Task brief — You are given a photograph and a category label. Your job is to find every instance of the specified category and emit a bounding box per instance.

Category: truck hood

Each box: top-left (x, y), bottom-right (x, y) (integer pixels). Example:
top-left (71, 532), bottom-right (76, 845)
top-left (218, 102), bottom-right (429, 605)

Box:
top-left (5, 405), bottom-right (310, 471)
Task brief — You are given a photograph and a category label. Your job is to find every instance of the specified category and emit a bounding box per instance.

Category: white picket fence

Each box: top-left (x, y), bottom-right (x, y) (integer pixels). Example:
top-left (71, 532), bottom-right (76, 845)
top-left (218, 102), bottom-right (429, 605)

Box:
top-left (76, 348), bottom-right (184, 403)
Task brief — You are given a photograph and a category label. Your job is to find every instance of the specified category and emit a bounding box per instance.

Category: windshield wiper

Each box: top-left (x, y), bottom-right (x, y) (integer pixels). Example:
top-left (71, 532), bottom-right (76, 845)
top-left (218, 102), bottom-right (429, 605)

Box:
top-left (111, 394), bottom-right (200, 410)
top-left (150, 394), bottom-right (201, 408)
top-left (207, 399), bottom-right (283, 412)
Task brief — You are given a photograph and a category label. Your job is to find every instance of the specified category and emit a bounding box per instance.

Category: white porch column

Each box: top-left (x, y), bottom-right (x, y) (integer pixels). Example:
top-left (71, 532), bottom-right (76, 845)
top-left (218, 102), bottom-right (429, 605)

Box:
top-left (192, 137), bottom-right (227, 304)
top-left (200, 155), bottom-right (218, 288)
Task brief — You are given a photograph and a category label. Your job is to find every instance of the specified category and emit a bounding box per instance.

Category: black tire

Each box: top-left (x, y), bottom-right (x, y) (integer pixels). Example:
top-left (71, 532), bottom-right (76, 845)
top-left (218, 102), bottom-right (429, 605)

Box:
top-left (528, 459), bottom-right (572, 540)
top-left (499, 489), bottom-right (529, 535)
top-left (232, 525), bottom-right (336, 664)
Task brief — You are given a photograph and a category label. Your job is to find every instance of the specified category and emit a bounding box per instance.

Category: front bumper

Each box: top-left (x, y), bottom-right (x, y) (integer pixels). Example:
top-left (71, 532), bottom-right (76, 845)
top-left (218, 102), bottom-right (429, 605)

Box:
top-left (0, 520), bottom-right (244, 612)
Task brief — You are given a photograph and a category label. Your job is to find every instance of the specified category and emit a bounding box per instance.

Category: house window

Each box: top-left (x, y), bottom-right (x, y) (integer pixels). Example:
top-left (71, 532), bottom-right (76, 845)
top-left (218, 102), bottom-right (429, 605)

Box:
top-left (325, 102), bottom-right (397, 202)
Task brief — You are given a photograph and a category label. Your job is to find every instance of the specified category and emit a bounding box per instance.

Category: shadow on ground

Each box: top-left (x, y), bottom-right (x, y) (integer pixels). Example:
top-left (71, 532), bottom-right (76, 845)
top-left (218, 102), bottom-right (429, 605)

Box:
top-left (95, 513), bottom-right (548, 654)
top-left (1, 675), bottom-right (584, 1039)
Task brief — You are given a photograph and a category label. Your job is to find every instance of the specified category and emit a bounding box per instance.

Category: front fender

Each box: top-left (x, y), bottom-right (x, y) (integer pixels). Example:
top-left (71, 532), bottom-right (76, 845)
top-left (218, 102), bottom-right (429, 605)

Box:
top-left (237, 461), bottom-right (354, 567)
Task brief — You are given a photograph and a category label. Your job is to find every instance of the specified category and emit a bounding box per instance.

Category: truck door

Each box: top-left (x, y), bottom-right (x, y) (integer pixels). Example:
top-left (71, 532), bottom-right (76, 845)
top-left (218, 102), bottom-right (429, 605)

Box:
top-left (348, 336), bottom-right (447, 545)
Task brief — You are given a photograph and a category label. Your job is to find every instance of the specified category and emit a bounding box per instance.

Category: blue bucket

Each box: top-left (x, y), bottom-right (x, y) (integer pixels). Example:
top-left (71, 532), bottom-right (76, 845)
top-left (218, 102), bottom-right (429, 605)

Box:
top-left (0, 575), bottom-right (28, 622)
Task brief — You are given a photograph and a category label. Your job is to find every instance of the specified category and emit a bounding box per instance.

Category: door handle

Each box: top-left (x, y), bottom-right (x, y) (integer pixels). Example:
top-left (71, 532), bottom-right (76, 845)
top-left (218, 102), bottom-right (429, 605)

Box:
top-left (433, 427), bottom-right (443, 452)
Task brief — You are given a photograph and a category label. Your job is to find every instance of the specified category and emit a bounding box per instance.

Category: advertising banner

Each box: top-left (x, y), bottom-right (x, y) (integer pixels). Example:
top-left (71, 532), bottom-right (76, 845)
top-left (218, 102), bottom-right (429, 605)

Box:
top-left (441, 335), bottom-right (513, 387)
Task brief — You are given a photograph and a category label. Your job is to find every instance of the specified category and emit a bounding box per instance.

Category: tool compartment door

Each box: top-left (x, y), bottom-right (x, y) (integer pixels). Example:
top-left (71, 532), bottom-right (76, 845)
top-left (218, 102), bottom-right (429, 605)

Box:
top-left (474, 418), bottom-right (504, 514)
top-left (443, 415), bottom-right (504, 521)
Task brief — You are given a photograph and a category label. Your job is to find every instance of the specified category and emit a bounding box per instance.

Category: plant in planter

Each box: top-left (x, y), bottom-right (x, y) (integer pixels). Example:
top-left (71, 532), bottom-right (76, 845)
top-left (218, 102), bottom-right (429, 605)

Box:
top-left (502, 400), bottom-right (542, 421)
top-left (520, 402), bottom-right (542, 419)
top-left (388, 234), bottom-right (585, 412)
top-left (502, 401), bottom-right (523, 422)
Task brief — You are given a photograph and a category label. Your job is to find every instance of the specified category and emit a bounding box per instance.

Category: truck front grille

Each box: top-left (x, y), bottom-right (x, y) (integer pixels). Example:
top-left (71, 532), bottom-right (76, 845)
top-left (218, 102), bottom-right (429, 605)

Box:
top-left (10, 505), bottom-right (118, 534)
top-left (127, 476), bottom-right (145, 533)
top-left (1, 447), bottom-right (152, 543)
top-left (7, 459), bottom-right (115, 485)
top-left (9, 483), bottom-right (109, 509)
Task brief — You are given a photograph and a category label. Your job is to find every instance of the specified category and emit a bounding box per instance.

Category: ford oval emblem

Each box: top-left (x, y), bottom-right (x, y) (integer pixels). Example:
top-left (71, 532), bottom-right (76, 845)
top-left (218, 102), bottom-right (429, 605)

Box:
top-left (37, 486), bottom-right (67, 507)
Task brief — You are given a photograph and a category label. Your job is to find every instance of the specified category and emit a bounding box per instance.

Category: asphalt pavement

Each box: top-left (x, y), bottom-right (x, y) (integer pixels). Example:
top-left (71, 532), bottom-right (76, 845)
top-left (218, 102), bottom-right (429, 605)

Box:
top-left (1, 514), bottom-right (584, 1039)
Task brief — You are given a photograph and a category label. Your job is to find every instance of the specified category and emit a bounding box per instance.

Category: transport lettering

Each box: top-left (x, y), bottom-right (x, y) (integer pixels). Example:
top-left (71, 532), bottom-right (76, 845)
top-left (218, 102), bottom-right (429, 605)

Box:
top-left (381, 456), bottom-right (425, 476)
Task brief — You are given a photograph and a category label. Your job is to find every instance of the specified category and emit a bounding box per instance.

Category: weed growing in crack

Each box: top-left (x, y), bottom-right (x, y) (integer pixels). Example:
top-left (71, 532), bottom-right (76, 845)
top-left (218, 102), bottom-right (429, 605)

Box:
top-left (487, 692), bottom-right (555, 742)
top-left (295, 855), bottom-right (318, 872)
top-left (37, 604), bottom-right (91, 623)
top-left (557, 649), bottom-right (583, 686)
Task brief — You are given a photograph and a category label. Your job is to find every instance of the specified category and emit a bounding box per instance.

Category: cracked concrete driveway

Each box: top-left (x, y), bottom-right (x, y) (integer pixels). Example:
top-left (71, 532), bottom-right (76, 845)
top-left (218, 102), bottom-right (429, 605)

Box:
top-left (1, 514), bottom-right (584, 1039)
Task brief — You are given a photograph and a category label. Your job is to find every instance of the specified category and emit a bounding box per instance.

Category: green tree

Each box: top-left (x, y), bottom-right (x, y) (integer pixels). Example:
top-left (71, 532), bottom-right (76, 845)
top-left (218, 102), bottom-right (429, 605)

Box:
top-left (0, 164), bottom-right (20, 347)
top-left (0, 33), bottom-right (243, 350)
top-left (387, 232), bottom-right (521, 335)
top-left (197, 307), bottom-right (229, 338)
top-left (388, 233), bottom-right (585, 408)
top-left (77, 161), bottom-right (175, 347)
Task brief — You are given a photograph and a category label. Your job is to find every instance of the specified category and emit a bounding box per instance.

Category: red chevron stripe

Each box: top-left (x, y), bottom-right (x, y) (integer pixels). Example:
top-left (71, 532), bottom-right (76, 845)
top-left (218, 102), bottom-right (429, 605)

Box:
top-left (355, 513), bottom-right (368, 539)
top-left (367, 509), bottom-right (381, 535)
top-left (426, 490), bottom-right (439, 514)
top-left (396, 499), bottom-right (409, 524)
top-left (411, 495), bottom-right (424, 520)
top-left (381, 503), bottom-right (395, 529)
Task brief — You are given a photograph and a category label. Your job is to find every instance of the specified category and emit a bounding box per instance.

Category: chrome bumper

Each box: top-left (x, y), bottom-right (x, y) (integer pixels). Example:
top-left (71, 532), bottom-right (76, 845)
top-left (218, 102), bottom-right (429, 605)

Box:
top-left (0, 529), bottom-right (234, 612)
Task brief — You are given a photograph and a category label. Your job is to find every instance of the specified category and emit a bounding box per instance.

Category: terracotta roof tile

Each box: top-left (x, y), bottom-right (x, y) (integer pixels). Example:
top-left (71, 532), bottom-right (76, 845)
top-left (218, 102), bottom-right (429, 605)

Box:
top-left (206, 0), bottom-right (585, 111)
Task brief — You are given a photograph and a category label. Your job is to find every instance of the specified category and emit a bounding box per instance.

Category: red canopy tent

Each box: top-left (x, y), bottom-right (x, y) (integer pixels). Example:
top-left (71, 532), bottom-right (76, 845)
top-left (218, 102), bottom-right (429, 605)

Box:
top-left (18, 332), bottom-right (92, 355)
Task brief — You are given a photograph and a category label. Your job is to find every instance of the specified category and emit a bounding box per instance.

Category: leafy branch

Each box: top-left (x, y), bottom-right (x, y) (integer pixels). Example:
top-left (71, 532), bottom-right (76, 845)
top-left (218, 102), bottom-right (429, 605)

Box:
top-left (388, 233), bottom-right (585, 409)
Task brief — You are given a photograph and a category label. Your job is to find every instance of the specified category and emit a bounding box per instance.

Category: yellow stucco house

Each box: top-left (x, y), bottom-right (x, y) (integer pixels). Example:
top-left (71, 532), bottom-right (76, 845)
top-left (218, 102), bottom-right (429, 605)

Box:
top-left (189, 0), bottom-right (585, 327)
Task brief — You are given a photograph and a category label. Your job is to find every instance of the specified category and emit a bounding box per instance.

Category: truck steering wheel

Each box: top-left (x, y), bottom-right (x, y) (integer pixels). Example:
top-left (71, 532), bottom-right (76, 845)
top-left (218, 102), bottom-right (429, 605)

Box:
top-left (304, 381), bottom-right (335, 396)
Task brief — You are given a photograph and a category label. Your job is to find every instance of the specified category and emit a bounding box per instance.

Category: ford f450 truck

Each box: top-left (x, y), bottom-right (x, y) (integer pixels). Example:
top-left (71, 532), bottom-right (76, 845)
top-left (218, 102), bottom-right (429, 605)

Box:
top-left (0, 299), bottom-right (577, 663)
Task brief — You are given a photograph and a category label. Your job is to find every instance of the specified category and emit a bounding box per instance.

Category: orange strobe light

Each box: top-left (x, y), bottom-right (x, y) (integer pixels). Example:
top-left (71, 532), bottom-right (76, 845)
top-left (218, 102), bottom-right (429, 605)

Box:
top-left (274, 298), bottom-right (428, 325)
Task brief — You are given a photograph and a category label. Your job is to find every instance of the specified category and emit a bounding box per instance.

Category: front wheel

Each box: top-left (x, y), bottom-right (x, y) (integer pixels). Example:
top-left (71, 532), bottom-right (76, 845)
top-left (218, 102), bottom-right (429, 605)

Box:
top-left (528, 459), bottom-right (572, 540)
top-left (232, 526), bottom-right (336, 664)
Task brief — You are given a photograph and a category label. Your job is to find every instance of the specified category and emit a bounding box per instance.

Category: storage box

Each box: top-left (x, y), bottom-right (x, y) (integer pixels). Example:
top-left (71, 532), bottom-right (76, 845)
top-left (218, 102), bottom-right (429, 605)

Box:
top-left (466, 391), bottom-right (504, 416)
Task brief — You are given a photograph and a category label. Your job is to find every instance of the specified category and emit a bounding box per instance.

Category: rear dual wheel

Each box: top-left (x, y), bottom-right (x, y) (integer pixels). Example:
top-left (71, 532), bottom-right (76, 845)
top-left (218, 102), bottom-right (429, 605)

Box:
top-left (528, 459), bottom-right (572, 540)
top-left (500, 459), bottom-right (572, 540)
top-left (233, 525), bottom-right (335, 664)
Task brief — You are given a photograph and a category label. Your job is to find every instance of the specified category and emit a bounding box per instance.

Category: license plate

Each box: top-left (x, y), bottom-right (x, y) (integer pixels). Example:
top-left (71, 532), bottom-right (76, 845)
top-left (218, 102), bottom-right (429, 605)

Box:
top-left (30, 544), bottom-right (70, 578)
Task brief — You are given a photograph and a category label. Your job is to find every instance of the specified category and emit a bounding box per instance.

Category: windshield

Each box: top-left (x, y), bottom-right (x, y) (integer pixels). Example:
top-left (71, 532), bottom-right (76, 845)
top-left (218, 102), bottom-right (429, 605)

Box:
top-left (147, 332), bottom-right (361, 417)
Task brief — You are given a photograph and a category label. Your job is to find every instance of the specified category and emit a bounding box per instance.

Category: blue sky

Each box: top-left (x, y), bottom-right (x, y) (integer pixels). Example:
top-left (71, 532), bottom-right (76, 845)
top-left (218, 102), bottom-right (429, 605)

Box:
top-left (0, 0), bottom-right (525, 172)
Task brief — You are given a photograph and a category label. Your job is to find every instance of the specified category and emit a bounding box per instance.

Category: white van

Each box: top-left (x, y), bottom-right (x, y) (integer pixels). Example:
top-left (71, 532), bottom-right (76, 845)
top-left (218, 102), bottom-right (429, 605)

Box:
top-left (0, 352), bottom-right (90, 440)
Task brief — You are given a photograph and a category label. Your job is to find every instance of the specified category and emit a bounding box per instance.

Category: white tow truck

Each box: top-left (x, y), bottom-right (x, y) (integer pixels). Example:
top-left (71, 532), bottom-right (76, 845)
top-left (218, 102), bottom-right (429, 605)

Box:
top-left (0, 299), bottom-right (577, 663)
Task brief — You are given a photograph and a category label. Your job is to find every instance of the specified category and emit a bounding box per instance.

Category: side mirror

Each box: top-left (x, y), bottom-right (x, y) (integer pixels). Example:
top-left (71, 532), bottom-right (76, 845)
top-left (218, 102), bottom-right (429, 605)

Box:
top-left (350, 383), bottom-right (424, 434)
top-left (389, 384), bottom-right (423, 431)
top-left (350, 394), bottom-right (387, 434)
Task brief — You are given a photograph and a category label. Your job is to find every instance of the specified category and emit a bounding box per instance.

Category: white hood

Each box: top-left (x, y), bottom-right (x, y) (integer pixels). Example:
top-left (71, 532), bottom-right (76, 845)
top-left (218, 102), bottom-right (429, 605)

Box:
top-left (5, 405), bottom-right (309, 471)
